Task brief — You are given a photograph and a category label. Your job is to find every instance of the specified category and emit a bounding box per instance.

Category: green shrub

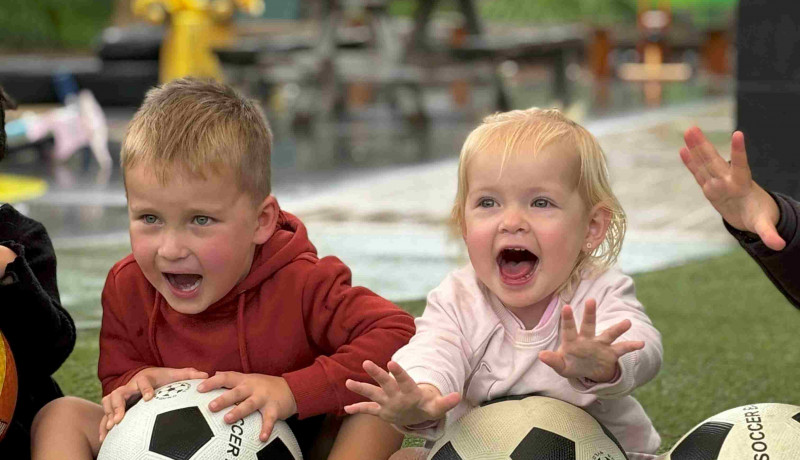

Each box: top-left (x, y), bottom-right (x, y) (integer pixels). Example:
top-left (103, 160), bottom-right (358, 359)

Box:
top-left (0, 0), bottom-right (115, 50)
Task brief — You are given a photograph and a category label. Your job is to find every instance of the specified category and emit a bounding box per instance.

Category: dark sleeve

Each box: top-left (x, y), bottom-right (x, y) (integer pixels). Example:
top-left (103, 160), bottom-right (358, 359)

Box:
top-left (724, 192), bottom-right (800, 308)
top-left (0, 204), bottom-right (76, 377)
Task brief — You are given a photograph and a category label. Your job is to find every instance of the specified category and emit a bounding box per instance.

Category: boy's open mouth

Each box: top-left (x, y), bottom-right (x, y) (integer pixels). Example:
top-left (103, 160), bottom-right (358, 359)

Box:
top-left (164, 273), bottom-right (202, 292)
top-left (497, 248), bottom-right (538, 283)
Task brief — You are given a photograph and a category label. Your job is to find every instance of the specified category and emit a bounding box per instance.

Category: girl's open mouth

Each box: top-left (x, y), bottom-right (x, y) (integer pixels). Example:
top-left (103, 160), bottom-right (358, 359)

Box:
top-left (497, 248), bottom-right (538, 284)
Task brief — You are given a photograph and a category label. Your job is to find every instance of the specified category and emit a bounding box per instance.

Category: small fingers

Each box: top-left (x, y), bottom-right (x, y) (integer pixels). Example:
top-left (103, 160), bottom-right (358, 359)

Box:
top-left (109, 390), bottom-right (128, 425)
top-left (596, 319), bottom-right (632, 344)
top-left (538, 350), bottom-right (566, 375)
top-left (612, 340), bottom-right (645, 358)
top-left (729, 131), bottom-right (750, 175)
top-left (343, 401), bottom-right (383, 417)
top-left (98, 414), bottom-right (109, 443)
top-left (363, 360), bottom-right (399, 395)
top-left (223, 395), bottom-right (259, 424)
top-left (134, 374), bottom-right (155, 401)
top-left (679, 146), bottom-right (706, 185)
top-left (432, 392), bottom-right (461, 416)
top-left (209, 385), bottom-right (247, 413)
top-left (198, 371), bottom-right (242, 393)
top-left (387, 361), bottom-right (418, 394)
top-left (578, 299), bottom-right (597, 338)
top-left (260, 408), bottom-right (278, 442)
top-left (345, 379), bottom-right (387, 404)
top-left (684, 126), bottom-right (726, 178)
top-left (560, 305), bottom-right (578, 342)
top-left (754, 218), bottom-right (786, 251)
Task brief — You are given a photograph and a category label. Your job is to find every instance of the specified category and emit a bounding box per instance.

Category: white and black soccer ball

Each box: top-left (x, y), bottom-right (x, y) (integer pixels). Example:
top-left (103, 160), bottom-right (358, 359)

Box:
top-left (427, 395), bottom-right (628, 460)
top-left (663, 402), bottom-right (800, 460)
top-left (97, 379), bottom-right (302, 460)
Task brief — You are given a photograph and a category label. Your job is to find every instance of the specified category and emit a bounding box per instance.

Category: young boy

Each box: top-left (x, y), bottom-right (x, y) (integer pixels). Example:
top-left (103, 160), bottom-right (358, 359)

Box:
top-left (31, 78), bottom-right (415, 459)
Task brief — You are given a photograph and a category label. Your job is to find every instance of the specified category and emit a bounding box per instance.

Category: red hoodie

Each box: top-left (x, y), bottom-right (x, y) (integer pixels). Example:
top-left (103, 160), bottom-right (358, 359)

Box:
top-left (98, 211), bottom-right (415, 418)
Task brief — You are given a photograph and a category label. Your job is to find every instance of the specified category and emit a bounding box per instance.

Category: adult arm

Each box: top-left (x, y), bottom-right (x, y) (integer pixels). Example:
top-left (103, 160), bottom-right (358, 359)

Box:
top-left (725, 192), bottom-right (800, 308)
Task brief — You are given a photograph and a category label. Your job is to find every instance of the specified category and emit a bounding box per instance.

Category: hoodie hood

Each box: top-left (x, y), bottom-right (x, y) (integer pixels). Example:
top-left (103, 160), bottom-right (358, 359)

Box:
top-left (212, 210), bottom-right (318, 306)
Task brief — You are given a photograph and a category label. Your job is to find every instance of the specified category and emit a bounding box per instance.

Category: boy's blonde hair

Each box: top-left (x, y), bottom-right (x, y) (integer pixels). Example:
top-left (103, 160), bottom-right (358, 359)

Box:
top-left (451, 107), bottom-right (626, 297)
top-left (121, 78), bottom-right (273, 202)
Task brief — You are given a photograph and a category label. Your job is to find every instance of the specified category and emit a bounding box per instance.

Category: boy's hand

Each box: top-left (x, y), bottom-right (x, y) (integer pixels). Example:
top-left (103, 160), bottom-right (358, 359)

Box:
top-left (197, 372), bottom-right (298, 442)
top-left (0, 245), bottom-right (16, 279)
top-left (343, 360), bottom-right (461, 427)
top-left (99, 367), bottom-right (209, 442)
top-left (680, 126), bottom-right (785, 250)
top-left (539, 299), bottom-right (644, 383)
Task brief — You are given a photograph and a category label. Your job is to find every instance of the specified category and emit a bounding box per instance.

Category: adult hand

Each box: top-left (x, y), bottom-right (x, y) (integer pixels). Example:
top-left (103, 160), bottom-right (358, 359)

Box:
top-left (539, 299), bottom-right (644, 383)
top-left (344, 360), bottom-right (460, 427)
top-left (680, 126), bottom-right (785, 250)
top-left (99, 367), bottom-right (209, 442)
top-left (198, 372), bottom-right (298, 442)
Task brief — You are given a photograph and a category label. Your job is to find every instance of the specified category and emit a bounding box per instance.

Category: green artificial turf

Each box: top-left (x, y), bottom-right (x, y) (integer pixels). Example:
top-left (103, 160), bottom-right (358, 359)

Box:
top-left (54, 249), bottom-right (800, 452)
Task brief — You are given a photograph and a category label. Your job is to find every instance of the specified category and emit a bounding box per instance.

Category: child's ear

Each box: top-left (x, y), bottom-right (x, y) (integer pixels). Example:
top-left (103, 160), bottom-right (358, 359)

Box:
top-left (584, 203), bottom-right (611, 253)
top-left (252, 195), bottom-right (279, 245)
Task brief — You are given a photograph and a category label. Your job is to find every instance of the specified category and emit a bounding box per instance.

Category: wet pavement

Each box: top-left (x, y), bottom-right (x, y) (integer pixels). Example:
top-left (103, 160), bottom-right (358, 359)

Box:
top-left (2, 79), bottom-right (738, 328)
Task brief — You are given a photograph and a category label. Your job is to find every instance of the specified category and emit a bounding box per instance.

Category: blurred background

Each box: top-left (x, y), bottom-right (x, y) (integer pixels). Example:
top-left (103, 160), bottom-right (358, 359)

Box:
top-left (0, 0), bottom-right (741, 327)
top-left (5, 1), bottom-right (800, 449)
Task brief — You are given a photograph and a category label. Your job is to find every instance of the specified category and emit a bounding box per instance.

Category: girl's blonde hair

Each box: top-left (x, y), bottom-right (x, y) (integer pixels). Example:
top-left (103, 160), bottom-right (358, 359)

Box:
top-left (121, 78), bottom-right (273, 202)
top-left (451, 107), bottom-right (626, 297)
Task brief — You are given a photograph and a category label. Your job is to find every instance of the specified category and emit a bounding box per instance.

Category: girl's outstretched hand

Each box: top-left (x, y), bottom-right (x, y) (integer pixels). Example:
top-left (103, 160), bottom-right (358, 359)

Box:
top-left (344, 360), bottom-right (461, 427)
top-left (680, 126), bottom-right (785, 250)
top-left (539, 299), bottom-right (644, 383)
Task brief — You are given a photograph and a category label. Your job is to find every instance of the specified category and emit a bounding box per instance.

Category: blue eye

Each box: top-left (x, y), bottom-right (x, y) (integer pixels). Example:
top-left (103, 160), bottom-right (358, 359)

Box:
top-left (532, 199), bottom-right (549, 208)
top-left (479, 198), bottom-right (496, 208)
top-left (193, 216), bottom-right (211, 226)
top-left (142, 215), bottom-right (158, 224)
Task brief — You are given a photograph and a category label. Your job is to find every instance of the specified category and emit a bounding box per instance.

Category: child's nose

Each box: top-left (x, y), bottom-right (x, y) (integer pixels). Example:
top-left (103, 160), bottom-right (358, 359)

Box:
top-left (499, 208), bottom-right (530, 233)
top-left (157, 230), bottom-right (189, 260)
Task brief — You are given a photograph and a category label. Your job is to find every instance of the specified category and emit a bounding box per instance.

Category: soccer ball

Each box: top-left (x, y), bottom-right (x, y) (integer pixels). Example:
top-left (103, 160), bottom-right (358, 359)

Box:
top-left (97, 379), bottom-right (302, 460)
top-left (0, 331), bottom-right (17, 442)
top-left (427, 395), bottom-right (628, 460)
top-left (663, 402), bottom-right (800, 459)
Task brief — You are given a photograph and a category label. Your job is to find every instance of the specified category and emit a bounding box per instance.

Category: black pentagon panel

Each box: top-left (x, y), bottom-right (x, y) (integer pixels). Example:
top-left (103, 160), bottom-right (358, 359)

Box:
top-left (670, 421), bottom-right (733, 460)
top-left (257, 438), bottom-right (296, 460)
top-left (511, 427), bottom-right (575, 460)
top-left (149, 407), bottom-right (213, 460)
top-left (793, 412), bottom-right (800, 424)
top-left (480, 393), bottom-right (540, 407)
top-left (431, 441), bottom-right (463, 460)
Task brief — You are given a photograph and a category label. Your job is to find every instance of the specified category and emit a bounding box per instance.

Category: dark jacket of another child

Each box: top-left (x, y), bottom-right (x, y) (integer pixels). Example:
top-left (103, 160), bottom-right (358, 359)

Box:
top-left (0, 203), bottom-right (77, 457)
top-left (726, 192), bottom-right (800, 308)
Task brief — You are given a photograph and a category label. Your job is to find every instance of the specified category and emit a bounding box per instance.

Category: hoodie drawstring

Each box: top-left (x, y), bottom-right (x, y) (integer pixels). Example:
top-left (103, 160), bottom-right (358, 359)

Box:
top-left (148, 295), bottom-right (165, 367)
top-left (237, 293), bottom-right (251, 373)
top-left (146, 292), bottom-right (251, 373)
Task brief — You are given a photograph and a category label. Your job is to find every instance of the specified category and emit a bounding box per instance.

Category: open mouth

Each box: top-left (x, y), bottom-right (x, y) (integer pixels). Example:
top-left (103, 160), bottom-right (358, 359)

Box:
top-left (497, 247), bottom-right (538, 284)
top-left (164, 273), bottom-right (202, 292)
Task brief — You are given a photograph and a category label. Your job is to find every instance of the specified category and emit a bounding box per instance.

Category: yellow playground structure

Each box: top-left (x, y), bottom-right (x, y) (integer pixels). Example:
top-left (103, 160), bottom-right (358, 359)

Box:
top-left (132, 0), bottom-right (265, 83)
